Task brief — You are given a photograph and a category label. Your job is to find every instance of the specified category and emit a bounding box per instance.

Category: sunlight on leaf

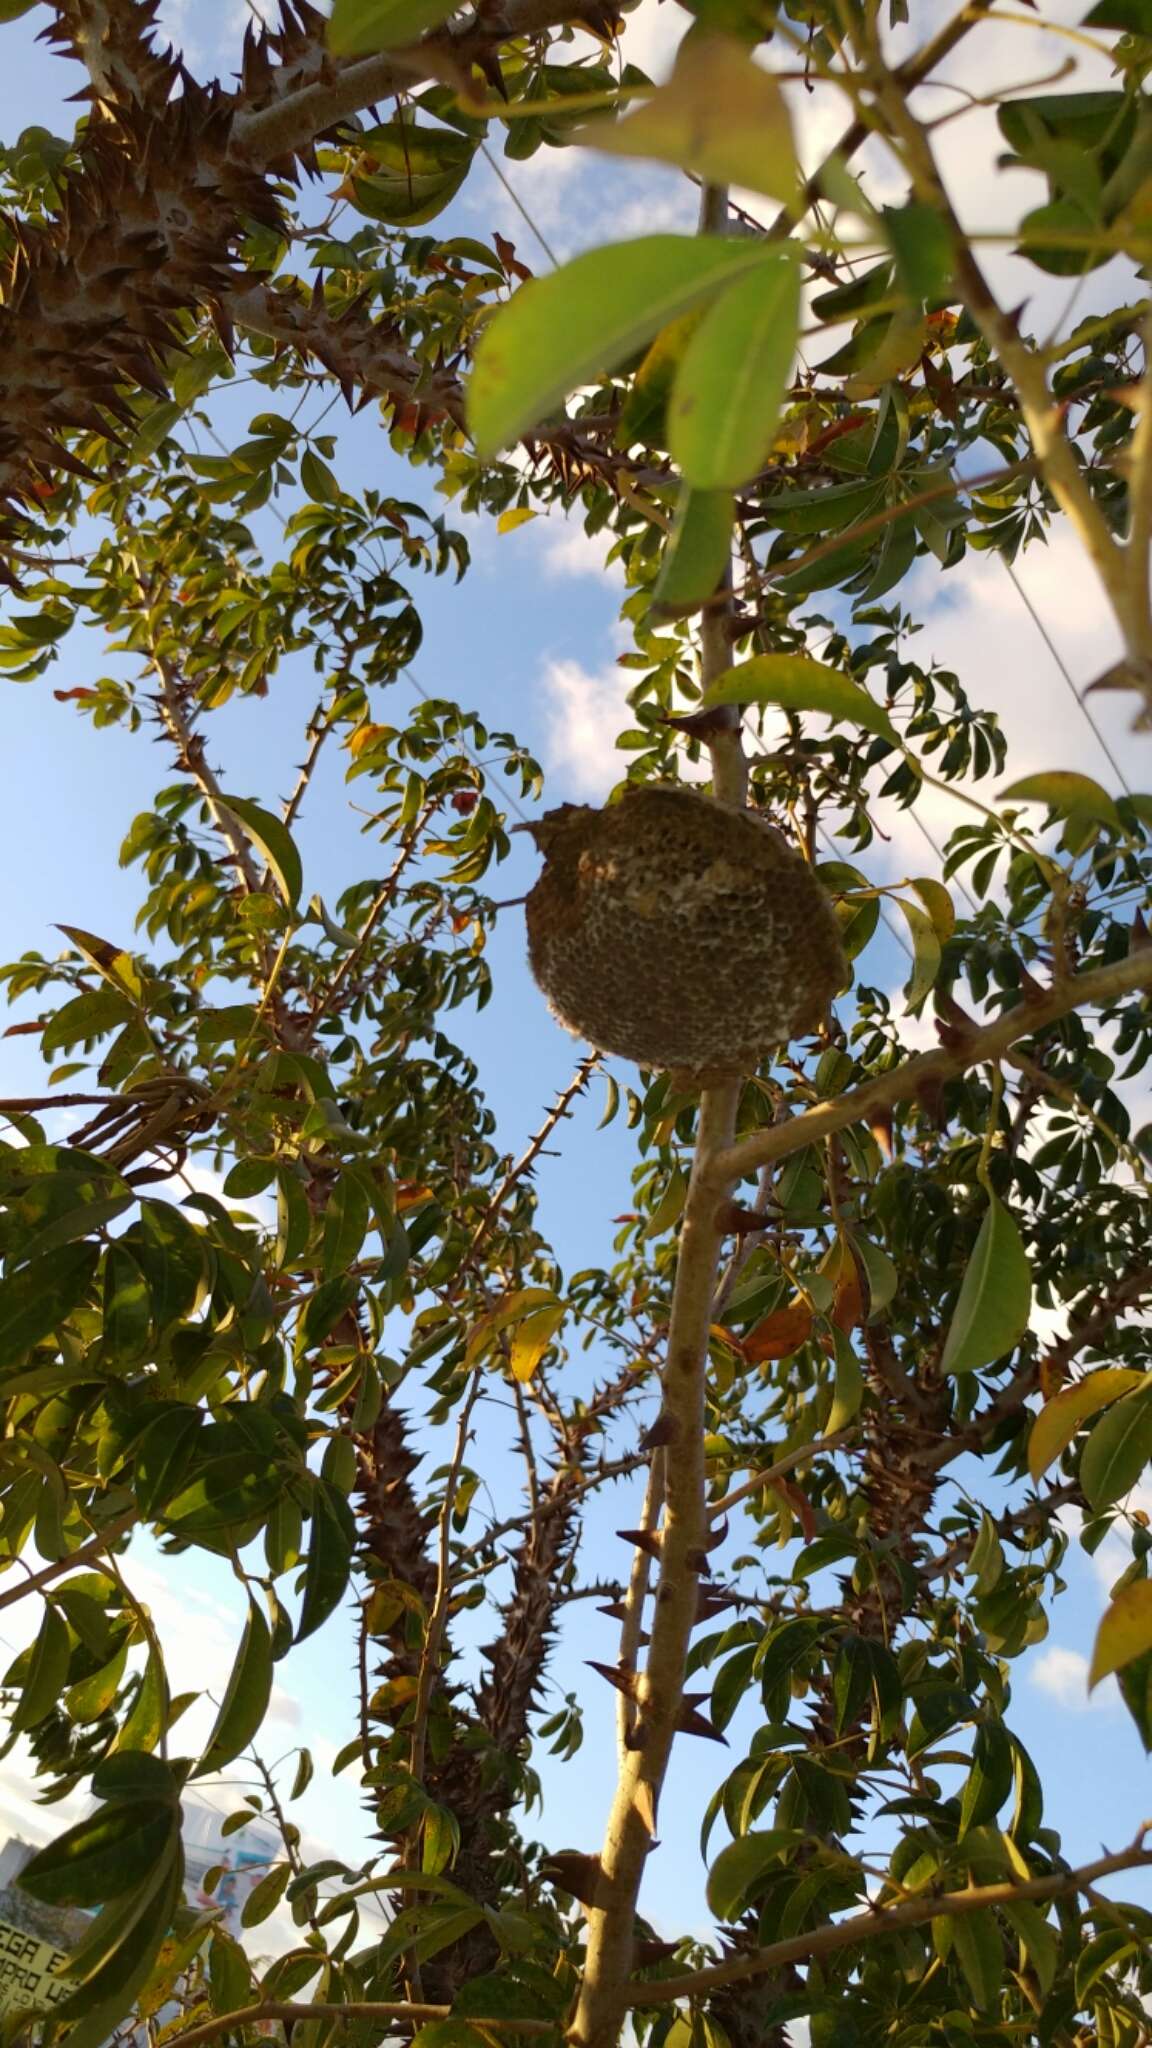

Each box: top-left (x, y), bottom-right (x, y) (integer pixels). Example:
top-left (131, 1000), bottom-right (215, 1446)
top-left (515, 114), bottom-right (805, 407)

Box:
top-left (469, 237), bottom-right (782, 456)
top-left (576, 35), bottom-right (798, 206)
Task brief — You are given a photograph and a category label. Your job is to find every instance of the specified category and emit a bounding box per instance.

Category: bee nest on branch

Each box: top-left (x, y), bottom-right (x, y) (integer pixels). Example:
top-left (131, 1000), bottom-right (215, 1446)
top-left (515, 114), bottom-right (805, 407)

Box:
top-left (522, 784), bottom-right (846, 1077)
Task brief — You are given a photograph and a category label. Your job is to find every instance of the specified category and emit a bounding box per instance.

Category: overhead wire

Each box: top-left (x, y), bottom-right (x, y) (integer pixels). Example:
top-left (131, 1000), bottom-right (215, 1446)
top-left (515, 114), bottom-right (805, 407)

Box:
top-left (1000, 555), bottom-right (1131, 794)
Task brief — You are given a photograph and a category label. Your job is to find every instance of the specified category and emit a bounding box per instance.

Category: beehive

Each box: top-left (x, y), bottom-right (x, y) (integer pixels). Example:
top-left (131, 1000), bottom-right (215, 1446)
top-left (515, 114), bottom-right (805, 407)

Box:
top-left (523, 784), bottom-right (846, 1075)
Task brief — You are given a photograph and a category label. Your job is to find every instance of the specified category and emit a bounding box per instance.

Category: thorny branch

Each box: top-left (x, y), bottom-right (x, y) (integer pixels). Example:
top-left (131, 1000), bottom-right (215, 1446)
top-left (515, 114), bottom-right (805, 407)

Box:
top-left (721, 951), bottom-right (1152, 1185)
top-left (626, 1834), bottom-right (1152, 2005)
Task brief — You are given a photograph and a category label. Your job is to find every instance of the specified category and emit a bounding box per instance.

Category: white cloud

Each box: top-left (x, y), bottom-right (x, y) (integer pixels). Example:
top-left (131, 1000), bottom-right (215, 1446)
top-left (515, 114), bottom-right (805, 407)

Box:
top-left (541, 657), bottom-right (635, 798)
top-left (1029, 1644), bottom-right (1116, 1711)
top-left (617, 0), bottom-right (692, 83)
top-left (540, 520), bottom-right (626, 583)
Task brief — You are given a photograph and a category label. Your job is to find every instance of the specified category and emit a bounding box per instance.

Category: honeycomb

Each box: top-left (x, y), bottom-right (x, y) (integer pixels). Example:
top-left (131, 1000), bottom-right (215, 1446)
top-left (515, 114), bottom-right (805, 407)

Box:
top-left (523, 784), bottom-right (846, 1075)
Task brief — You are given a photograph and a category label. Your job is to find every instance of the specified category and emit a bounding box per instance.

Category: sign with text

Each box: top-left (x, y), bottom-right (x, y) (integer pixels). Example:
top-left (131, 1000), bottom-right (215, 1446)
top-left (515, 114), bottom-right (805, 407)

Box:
top-left (0, 1916), bottom-right (70, 2017)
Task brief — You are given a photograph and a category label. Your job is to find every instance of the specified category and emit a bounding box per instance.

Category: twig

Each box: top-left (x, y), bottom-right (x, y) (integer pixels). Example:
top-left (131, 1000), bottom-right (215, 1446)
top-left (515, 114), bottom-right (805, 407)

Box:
top-left (312, 792), bottom-right (442, 1025)
top-left (0, 1514), bottom-right (135, 1612)
top-left (408, 1371), bottom-right (484, 1798)
top-left (466, 1054), bottom-right (601, 1260)
top-left (719, 949), bottom-right (1152, 1184)
top-left (709, 1429), bottom-right (856, 1521)
top-left (615, 1450), bottom-right (665, 1768)
top-left (157, 2001), bottom-right (554, 2048)
top-left (625, 1834), bottom-right (1152, 2005)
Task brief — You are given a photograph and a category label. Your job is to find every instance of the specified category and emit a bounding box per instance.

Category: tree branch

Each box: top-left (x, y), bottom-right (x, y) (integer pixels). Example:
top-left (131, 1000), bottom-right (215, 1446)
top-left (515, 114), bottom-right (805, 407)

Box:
top-left (709, 1429), bottom-right (855, 1522)
top-left (0, 1513), bottom-right (135, 1611)
top-left (626, 1834), bottom-right (1152, 2006)
top-left (159, 2000), bottom-right (554, 2048)
top-left (719, 951), bottom-right (1152, 1185)
top-left (571, 186), bottom-right (746, 2048)
top-left (227, 0), bottom-right (585, 166)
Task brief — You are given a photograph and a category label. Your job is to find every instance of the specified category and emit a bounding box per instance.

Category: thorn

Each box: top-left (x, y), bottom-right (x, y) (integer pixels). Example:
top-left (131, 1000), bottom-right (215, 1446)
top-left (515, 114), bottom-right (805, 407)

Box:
top-left (541, 1852), bottom-right (602, 1907)
top-left (587, 1659), bottom-right (640, 1699)
top-left (676, 1695), bottom-right (727, 1744)
top-left (639, 1410), bottom-right (678, 1452)
top-left (617, 1528), bottom-right (661, 1560)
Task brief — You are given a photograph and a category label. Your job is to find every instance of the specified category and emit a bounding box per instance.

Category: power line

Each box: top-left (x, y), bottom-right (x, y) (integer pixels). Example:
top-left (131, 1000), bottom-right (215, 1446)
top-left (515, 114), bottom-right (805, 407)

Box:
top-left (1000, 555), bottom-right (1132, 794)
top-left (480, 143), bottom-right (562, 269)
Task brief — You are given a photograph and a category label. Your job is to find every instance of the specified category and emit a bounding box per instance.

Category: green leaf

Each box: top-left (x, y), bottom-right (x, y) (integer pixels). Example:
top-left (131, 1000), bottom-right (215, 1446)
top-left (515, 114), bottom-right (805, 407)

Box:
top-left (577, 35), bottom-right (797, 205)
top-left (652, 488), bottom-right (734, 616)
top-left (469, 236), bottom-right (785, 457)
top-left (241, 1860), bottom-right (290, 1928)
top-left (701, 653), bottom-right (898, 741)
top-left (323, 1171), bottom-right (370, 1280)
top-left (1075, 1927), bottom-right (1139, 2006)
top-left (12, 1601), bottom-right (72, 1732)
top-left (898, 898), bottom-right (943, 1010)
top-left (42, 987), bottom-right (133, 1054)
top-left (967, 1512), bottom-right (1005, 1597)
top-left (297, 1273), bottom-right (359, 1353)
top-left (209, 1927), bottom-right (253, 2013)
top-left (1080, 1382), bottom-right (1152, 1509)
top-left (668, 251), bottom-right (800, 489)
top-left (826, 1327), bottom-right (864, 1433)
top-left (20, 1800), bottom-right (177, 1907)
top-left (940, 1197), bottom-right (1032, 1375)
top-left (852, 1236), bottom-right (899, 1317)
top-left (947, 1907), bottom-right (1004, 2009)
top-left (411, 2024), bottom-right (489, 2048)
top-left (129, 400), bottom-right (185, 463)
top-left (115, 1647), bottom-right (169, 1756)
top-left (643, 1165), bottom-right (687, 1239)
top-left (103, 1243), bottom-right (151, 1361)
top-left (0, 1242), bottom-right (99, 1370)
top-left (133, 1407), bottom-right (204, 1519)
top-left (959, 1720), bottom-right (1013, 1836)
top-left (18, 1191), bottom-right (131, 1265)
top-left (290, 1748), bottom-right (314, 1800)
top-left (54, 1850), bottom-right (184, 2048)
top-left (349, 123), bottom-right (474, 226)
top-left (328, 0), bottom-right (459, 53)
top-left (300, 448), bottom-right (343, 504)
top-left (1001, 1899), bottom-right (1058, 1998)
top-left (195, 1597), bottom-right (274, 1776)
top-left (296, 1481), bottom-right (357, 1643)
top-left (216, 795), bottom-right (303, 909)
top-left (1000, 770), bottom-right (1120, 826)
top-left (883, 200), bottom-right (954, 301)
top-left (1027, 1366), bottom-right (1145, 1479)
top-left (65, 1640), bottom-right (130, 1724)
top-left (706, 1830), bottom-right (804, 1919)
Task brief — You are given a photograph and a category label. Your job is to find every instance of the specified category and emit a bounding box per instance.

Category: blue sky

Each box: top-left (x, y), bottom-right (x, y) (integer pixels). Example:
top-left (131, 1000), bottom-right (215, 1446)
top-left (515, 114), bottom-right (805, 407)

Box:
top-left (0, 0), bottom-right (1150, 1958)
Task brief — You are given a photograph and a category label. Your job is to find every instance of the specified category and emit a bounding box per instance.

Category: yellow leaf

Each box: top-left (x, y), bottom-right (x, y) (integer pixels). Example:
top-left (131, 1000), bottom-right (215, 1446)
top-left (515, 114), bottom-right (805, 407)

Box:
top-left (1027, 1367), bottom-right (1145, 1480)
top-left (508, 1301), bottom-right (566, 1383)
top-left (497, 506), bottom-right (538, 534)
top-left (643, 1164), bottom-right (687, 1239)
top-left (1089, 1578), bottom-right (1152, 1687)
top-left (349, 722), bottom-right (387, 755)
top-left (464, 1285), bottom-right (560, 1367)
top-left (576, 35), bottom-right (798, 208)
top-left (911, 876), bottom-right (956, 942)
